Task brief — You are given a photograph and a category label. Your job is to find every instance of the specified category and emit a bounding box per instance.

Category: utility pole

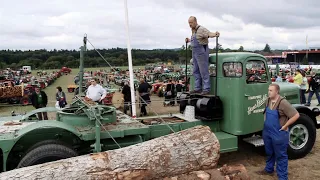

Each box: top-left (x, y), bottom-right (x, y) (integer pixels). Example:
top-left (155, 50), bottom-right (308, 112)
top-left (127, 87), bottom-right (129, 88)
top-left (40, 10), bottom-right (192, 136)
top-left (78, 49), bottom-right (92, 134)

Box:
top-left (123, 0), bottom-right (137, 118)
top-left (79, 35), bottom-right (87, 95)
top-left (306, 35), bottom-right (308, 64)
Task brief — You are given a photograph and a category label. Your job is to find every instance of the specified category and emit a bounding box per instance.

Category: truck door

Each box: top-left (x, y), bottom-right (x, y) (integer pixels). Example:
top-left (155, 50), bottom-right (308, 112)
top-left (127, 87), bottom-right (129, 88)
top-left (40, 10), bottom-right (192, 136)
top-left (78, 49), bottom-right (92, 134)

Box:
top-left (243, 58), bottom-right (270, 133)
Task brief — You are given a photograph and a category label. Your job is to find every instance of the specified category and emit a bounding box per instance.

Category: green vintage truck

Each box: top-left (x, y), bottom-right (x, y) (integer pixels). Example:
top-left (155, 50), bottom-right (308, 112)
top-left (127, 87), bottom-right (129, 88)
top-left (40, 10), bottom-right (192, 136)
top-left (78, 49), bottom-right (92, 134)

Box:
top-left (0, 52), bottom-right (319, 173)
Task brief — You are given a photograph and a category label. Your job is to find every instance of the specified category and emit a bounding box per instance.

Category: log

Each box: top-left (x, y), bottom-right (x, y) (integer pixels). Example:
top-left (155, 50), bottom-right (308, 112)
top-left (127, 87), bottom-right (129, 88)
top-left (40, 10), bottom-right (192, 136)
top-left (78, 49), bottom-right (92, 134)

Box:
top-left (0, 125), bottom-right (220, 180)
top-left (164, 164), bottom-right (250, 180)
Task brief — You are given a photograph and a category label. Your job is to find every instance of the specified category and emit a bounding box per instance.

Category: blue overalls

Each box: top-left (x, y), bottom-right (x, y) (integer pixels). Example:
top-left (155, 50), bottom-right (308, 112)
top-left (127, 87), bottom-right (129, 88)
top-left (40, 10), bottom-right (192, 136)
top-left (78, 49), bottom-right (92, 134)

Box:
top-left (263, 105), bottom-right (289, 180)
top-left (190, 27), bottom-right (210, 92)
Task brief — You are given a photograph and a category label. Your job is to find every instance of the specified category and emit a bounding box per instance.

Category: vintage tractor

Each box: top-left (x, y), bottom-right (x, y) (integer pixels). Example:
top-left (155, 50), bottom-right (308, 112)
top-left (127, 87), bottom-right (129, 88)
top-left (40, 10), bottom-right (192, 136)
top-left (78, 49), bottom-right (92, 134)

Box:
top-left (60, 67), bottom-right (72, 75)
top-left (151, 82), bottom-right (163, 95)
top-left (0, 45), bottom-right (319, 173)
top-left (68, 76), bottom-right (93, 94)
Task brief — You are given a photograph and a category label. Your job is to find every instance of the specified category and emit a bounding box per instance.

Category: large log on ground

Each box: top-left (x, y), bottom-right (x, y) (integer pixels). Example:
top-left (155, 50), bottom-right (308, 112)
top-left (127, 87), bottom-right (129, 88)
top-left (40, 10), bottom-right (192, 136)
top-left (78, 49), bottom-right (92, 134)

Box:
top-left (0, 125), bottom-right (220, 180)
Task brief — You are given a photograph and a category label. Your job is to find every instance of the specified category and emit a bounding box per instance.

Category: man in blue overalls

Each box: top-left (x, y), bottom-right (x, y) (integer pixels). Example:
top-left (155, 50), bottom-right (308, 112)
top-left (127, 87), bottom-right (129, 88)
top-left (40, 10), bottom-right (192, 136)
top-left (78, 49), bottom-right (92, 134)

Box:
top-left (257, 84), bottom-right (299, 179)
top-left (185, 16), bottom-right (219, 95)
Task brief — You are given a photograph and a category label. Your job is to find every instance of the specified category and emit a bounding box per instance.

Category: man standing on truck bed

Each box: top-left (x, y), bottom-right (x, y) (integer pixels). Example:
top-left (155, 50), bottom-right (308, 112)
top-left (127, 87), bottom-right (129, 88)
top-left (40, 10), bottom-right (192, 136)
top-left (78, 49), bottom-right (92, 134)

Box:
top-left (257, 84), bottom-right (299, 180)
top-left (185, 16), bottom-right (219, 95)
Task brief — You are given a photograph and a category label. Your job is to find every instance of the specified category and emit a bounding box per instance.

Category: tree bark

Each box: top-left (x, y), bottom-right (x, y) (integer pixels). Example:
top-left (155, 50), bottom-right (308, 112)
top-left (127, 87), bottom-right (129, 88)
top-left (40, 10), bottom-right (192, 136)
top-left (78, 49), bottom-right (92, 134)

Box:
top-left (0, 125), bottom-right (220, 180)
top-left (164, 164), bottom-right (249, 180)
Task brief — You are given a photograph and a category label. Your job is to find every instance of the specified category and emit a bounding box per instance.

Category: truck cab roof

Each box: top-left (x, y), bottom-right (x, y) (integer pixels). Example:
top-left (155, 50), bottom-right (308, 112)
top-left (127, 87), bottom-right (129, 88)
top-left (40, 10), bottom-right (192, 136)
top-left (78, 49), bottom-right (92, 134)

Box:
top-left (208, 52), bottom-right (265, 64)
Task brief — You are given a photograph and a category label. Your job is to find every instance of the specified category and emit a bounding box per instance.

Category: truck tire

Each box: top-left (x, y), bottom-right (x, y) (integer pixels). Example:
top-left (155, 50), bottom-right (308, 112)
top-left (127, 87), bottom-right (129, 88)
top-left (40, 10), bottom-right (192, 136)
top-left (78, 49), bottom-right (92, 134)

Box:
top-left (8, 97), bottom-right (20, 104)
top-left (20, 97), bottom-right (29, 106)
top-left (17, 142), bottom-right (77, 168)
top-left (287, 113), bottom-right (316, 159)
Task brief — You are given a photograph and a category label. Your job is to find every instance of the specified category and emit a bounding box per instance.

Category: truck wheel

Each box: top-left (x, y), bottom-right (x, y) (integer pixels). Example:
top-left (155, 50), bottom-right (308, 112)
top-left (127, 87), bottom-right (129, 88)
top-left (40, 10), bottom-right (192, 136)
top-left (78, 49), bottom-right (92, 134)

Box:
top-left (287, 113), bottom-right (316, 159)
top-left (9, 97), bottom-right (20, 104)
top-left (17, 142), bottom-right (77, 168)
top-left (20, 97), bottom-right (29, 106)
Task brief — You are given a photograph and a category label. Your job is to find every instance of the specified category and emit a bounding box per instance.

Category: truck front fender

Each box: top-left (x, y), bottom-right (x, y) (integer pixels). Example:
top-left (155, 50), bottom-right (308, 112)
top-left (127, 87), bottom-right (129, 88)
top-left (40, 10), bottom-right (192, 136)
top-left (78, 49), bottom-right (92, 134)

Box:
top-left (292, 104), bottom-right (320, 128)
top-left (15, 120), bottom-right (82, 140)
top-left (3, 120), bottom-right (82, 171)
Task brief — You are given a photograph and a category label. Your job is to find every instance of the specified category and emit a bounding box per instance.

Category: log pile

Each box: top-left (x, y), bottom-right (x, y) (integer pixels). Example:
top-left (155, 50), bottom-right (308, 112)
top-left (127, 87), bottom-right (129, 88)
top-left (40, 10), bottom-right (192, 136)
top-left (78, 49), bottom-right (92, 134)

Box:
top-left (0, 125), bottom-right (249, 180)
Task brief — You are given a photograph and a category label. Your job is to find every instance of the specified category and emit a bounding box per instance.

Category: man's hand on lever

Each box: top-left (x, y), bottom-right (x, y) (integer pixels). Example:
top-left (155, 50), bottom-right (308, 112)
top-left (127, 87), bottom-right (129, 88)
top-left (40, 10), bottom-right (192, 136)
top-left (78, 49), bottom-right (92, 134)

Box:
top-left (209, 31), bottom-right (220, 38)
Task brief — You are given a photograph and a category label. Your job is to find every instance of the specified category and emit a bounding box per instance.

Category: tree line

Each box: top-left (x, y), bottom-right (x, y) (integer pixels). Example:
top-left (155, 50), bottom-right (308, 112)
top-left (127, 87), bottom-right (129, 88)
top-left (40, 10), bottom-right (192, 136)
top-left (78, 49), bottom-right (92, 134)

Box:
top-left (0, 44), bottom-right (276, 70)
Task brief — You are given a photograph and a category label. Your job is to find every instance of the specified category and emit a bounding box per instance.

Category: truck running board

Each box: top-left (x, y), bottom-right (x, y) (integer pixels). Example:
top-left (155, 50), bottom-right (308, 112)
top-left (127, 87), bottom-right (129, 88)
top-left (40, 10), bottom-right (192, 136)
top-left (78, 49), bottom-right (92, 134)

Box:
top-left (243, 135), bottom-right (264, 147)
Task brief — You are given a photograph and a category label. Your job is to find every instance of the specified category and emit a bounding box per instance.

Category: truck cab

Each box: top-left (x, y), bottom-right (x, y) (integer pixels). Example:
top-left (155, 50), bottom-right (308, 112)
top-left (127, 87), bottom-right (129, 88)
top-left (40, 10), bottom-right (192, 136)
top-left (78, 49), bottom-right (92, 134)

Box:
top-left (182, 52), bottom-right (320, 159)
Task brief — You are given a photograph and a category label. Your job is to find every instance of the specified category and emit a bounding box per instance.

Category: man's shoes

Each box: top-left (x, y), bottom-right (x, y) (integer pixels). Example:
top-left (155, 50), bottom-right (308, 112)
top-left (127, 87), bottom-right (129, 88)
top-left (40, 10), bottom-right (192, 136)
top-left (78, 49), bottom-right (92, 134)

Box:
top-left (201, 91), bottom-right (210, 95)
top-left (317, 104), bottom-right (320, 106)
top-left (255, 169), bottom-right (274, 176)
top-left (305, 103), bottom-right (310, 106)
top-left (189, 90), bottom-right (201, 94)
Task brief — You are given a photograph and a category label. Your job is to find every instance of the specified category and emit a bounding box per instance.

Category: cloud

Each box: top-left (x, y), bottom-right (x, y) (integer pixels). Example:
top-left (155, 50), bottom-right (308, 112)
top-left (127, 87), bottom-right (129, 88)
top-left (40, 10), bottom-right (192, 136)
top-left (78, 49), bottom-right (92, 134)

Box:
top-left (0, 0), bottom-right (319, 50)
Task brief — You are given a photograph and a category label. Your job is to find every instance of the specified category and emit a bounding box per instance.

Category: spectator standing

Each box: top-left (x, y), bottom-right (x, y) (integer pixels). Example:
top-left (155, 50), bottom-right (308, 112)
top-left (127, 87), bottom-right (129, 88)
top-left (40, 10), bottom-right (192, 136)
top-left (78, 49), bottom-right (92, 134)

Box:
top-left (30, 87), bottom-right (48, 120)
top-left (257, 84), bottom-right (299, 179)
top-left (300, 71), bottom-right (307, 104)
top-left (56, 86), bottom-right (67, 108)
top-left (175, 80), bottom-right (183, 104)
top-left (122, 81), bottom-right (132, 115)
top-left (293, 69), bottom-right (302, 85)
top-left (276, 74), bottom-right (282, 82)
top-left (138, 78), bottom-right (152, 116)
top-left (305, 72), bottom-right (320, 106)
top-left (85, 78), bottom-right (107, 104)
top-left (165, 80), bottom-right (175, 106)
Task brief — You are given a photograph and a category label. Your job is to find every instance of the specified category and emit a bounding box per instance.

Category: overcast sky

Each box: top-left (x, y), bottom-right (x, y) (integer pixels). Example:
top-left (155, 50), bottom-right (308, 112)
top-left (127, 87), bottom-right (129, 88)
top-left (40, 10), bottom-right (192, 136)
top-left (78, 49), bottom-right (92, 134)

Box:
top-left (0, 0), bottom-right (319, 51)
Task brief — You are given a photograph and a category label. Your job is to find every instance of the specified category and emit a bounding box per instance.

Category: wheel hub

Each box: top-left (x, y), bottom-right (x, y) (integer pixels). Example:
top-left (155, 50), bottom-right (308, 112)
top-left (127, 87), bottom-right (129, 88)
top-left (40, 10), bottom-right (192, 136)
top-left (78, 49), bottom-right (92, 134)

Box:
top-left (289, 124), bottom-right (309, 150)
